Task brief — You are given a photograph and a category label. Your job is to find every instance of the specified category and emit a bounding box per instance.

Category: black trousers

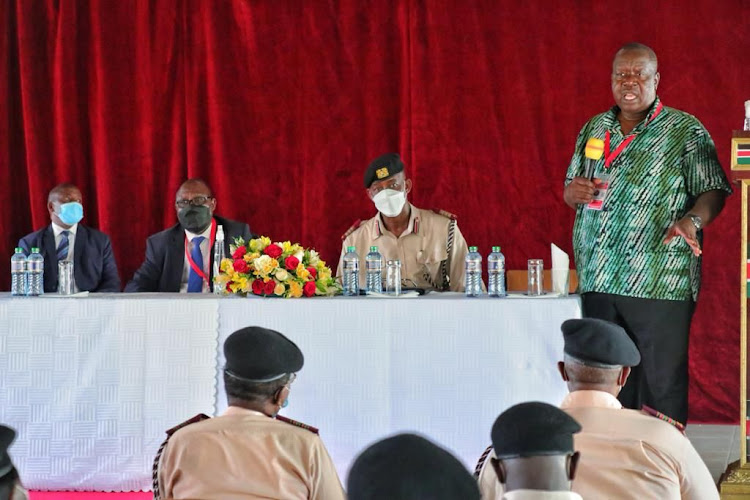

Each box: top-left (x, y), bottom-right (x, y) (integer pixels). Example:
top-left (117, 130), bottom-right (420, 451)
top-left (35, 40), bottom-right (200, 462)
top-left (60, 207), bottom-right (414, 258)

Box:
top-left (581, 292), bottom-right (695, 425)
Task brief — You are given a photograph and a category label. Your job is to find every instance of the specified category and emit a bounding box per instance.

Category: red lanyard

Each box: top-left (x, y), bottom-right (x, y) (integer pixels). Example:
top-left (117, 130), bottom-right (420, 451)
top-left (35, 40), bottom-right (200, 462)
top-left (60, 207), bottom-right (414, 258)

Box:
top-left (604, 101), bottom-right (663, 168)
top-left (184, 218), bottom-right (217, 284)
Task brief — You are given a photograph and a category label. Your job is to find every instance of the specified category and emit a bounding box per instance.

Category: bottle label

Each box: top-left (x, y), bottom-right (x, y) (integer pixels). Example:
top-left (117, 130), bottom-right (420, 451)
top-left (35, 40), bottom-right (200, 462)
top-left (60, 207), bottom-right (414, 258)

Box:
top-left (344, 262), bottom-right (359, 271)
top-left (27, 261), bottom-right (43, 272)
top-left (466, 262), bottom-right (481, 272)
top-left (11, 262), bottom-right (25, 272)
top-left (366, 261), bottom-right (382, 271)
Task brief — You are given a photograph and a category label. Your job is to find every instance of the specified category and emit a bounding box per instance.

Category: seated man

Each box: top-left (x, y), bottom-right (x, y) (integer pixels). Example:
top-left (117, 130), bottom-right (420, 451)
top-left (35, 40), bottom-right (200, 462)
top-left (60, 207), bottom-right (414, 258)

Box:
top-left (0, 425), bottom-right (28, 500)
top-left (18, 183), bottom-right (121, 293)
top-left (125, 179), bottom-right (253, 292)
top-left (337, 153), bottom-right (471, 291)
top-left (489, 402), bottom-right (582, 499)
top-left (476, 318), bottom-right (718, 499)
top-left (347, 433), bottom-right (480, 500)
top-left (154, 326), bottom-right (345, 500)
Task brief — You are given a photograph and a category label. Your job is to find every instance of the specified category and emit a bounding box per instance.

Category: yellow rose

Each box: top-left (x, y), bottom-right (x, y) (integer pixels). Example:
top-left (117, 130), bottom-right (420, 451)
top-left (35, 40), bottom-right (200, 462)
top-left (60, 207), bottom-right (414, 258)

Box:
top-left (318, 268), bottom-right (331, 281)
top-left (274, 282), bottom-right (286, 296)
top-left (289, 281), bottom-right (303, 298)
top-left (248, 238), bottom-right (262, 253)
top-left (220, 258), bottom-right (233, 273)
top-left (254, 255), bottom-right (276, 276)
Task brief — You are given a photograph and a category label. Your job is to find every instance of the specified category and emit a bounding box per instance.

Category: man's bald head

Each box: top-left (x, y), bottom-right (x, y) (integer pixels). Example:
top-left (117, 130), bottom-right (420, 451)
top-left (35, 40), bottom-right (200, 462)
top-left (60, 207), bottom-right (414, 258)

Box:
top-left (177, 178), bottom-right (213, 198)
top-left (614, 42), bottom-right (658, 71)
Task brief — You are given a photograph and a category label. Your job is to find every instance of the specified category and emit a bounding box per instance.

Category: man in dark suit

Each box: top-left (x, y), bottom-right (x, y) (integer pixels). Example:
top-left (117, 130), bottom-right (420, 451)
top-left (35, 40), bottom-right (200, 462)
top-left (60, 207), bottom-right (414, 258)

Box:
top-left (18, 183), bottom-right (121, 293)
top-left (125, 179), bottom-right (254, 293)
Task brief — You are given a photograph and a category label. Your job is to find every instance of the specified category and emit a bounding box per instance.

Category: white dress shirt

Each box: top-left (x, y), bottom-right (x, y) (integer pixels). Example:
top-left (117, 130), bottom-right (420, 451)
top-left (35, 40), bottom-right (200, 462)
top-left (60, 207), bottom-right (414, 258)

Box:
top-left (52, 222), bottom-right (79, 293)
top-left (180, 225), bottom-right (212, 293)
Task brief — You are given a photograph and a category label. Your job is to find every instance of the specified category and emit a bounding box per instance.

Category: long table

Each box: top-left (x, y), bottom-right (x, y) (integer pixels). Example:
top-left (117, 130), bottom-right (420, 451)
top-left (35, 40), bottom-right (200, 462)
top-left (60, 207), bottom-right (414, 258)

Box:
top-left (0, 293), bottom-right (581, 491)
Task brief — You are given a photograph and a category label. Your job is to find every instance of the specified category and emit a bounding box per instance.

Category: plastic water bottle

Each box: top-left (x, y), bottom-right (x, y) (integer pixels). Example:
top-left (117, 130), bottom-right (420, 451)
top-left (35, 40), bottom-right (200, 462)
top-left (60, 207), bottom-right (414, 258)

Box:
top-left (487, 246), bottom-right (506, 297)
top-left (365, 246), bottom-right (383, 294)
top-left (26, 247), bottom-right (44, 296)
top-left (342, 246), bottom-right (360, 296)
top-left (465, 246), bottom-right (482, 297)
top-left (213, 225), bottom-right (226, 295)
top-left (11, 247), bottom-right (27, 296)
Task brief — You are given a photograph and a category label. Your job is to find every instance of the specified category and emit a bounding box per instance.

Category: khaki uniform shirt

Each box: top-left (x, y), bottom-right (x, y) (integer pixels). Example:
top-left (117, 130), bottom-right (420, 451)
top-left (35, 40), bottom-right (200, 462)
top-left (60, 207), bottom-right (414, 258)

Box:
top-left (504, 491), bottom-right (582, 500)
top-left (157, 406), bottom-right (346, 500)
top-left (477, 391), bottom-right (717, 500)
top-left (337, 203), bottom-right (470, 291)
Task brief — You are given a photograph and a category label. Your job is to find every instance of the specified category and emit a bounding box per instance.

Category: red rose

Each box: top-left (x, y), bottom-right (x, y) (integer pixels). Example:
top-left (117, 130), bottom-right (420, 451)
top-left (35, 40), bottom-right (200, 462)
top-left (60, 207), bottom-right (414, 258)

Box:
top-left (231, 245), bottom-right (247, 259)
top-left (251, 279), bottom-right (264, 295)
top-left (264, 280), bottom-right (276, 295)
top-left (307, 267), bottom-right (317, 280)
top-left (303, 281), bottom-right (317, 297)
top-left (285, 255), bottom-right (299, 270)
top-left (233, 259), bottom-right (249, 273)
top-left (265, 244), bottom-right (283, 258)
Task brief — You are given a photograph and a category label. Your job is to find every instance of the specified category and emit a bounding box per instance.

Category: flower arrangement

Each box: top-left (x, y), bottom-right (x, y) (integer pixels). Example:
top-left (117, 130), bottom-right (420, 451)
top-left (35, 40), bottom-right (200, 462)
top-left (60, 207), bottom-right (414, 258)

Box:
top-left (215, 236), bottom-right (341, 297)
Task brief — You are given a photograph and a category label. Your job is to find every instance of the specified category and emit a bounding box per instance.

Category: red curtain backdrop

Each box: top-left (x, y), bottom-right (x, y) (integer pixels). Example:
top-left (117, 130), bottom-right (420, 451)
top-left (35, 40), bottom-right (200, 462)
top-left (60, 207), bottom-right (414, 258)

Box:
top-left (2, 0), bottom-right (747, 423)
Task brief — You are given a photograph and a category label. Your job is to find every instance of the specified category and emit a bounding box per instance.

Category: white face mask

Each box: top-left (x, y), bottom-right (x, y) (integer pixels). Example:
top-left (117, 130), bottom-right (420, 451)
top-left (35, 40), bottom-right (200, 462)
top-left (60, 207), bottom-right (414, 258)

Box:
top-left (372, 189), bottom-right (407, 217)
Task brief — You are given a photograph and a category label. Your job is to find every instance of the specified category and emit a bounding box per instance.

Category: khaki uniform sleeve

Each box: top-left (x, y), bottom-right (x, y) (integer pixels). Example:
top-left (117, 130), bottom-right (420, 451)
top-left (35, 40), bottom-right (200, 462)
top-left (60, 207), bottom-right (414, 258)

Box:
top-left (449, 223), bottom-right (469, 292)
top-left (336, 240), bottom-right (348, 280)
top-left (309, 438), bottom-right (346, 500)
top-left (678, 439), bottom-right (719, 500)
top-left (477, 451), bottom-right (504, 500)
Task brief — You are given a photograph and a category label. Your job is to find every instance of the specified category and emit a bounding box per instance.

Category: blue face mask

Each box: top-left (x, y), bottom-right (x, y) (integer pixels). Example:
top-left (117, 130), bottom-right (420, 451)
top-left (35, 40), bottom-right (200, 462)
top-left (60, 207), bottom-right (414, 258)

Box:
top-left (57, 202), bottom-right (84, 225)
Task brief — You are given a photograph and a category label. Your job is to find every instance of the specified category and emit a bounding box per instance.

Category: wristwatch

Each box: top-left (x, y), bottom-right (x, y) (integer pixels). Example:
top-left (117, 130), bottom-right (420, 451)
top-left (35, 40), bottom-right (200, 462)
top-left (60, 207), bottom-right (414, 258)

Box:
top-left (687, 213), bottom-right (703, 231)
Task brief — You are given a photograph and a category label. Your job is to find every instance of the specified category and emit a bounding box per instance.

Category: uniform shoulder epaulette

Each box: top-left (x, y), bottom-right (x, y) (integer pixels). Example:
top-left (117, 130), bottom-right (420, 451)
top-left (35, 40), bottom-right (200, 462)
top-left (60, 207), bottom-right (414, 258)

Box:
top-left (432, 208), bottom-right (457, 220)
top-left (341, 219), bottom-right (362, 240)
top-left (276, 414), bottom-right (319, 434)
top-left (166, 413), bottom-right (211, 436)
top-left (641, 405), bottom-right (685, 433)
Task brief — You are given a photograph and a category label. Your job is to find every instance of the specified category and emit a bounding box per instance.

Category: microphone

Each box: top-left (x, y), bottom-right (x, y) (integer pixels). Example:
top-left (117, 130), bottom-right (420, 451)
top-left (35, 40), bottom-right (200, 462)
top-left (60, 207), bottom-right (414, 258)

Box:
top-left (583, 138), bottom-right (604, 180)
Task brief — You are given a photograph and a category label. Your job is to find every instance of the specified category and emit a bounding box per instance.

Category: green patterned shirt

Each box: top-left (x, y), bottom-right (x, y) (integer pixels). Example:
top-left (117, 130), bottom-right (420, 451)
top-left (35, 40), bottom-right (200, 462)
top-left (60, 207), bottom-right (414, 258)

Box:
top-left (566, 97), bottom-right (731, 301)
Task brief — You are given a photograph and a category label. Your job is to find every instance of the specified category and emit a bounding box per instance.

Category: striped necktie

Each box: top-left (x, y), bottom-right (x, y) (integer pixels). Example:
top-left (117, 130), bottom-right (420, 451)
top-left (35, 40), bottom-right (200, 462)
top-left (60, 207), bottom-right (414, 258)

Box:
top-left (187, 236), bottom-right (206, 293)
top-left (57, 230), bottom-right (70, 261)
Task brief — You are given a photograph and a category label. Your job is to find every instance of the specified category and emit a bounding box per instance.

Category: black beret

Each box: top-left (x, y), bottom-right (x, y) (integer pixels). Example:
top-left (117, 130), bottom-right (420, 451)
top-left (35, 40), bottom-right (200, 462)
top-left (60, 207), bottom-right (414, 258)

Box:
top-left (0, 425), bottom-right (16, 479)
top-left (561, 318), bottom-right (641, 367)
top-left (491, 402), bottom-right (581, 459)
top-left (347, 433), bottom-right (480, 500)
top-left (363, 153), bottom-right (405, 188)
top-left (224, 326), bottom-right (304, 382)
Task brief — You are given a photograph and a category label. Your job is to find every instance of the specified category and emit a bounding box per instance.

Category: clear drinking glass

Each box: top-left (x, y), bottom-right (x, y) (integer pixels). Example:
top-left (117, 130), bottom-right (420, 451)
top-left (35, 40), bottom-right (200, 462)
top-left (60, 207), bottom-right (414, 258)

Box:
top-left (58, 260), bottom-right (75, 295)
top-left (385, 260), bottom-right (402, 296)
top-left (527, 259), bottom-right (544, 296)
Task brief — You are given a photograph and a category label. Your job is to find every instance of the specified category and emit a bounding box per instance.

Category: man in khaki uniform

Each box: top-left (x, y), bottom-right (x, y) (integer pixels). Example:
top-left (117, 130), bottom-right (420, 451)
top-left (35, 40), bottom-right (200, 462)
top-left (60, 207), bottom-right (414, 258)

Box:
top-left (488, 402), bottom-right (583, 500)
top-left (155, 326), bottom-right (346, 500)
top-left (337, 152), bottom-right (471, 292)
top-left (476, 318), bottom-right (718, 500)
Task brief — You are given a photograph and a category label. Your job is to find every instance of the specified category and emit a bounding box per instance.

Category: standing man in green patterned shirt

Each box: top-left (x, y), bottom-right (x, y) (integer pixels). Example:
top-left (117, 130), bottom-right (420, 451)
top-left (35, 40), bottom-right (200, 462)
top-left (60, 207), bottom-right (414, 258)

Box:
top-left (563, 42), bottom-right (731, 425)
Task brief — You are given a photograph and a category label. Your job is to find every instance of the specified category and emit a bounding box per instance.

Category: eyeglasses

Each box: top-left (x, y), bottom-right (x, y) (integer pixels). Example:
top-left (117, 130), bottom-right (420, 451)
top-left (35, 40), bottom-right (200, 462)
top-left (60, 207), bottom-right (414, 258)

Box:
top-left (175, 195), bottom-right (213, 208)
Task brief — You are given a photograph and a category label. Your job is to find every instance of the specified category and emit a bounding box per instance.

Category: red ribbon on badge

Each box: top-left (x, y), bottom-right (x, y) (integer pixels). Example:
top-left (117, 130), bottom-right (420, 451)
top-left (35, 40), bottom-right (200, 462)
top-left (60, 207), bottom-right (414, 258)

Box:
top-left (184, 218), bottom-right (217, 285)
top-left (604, 101), bottom-right (663, 169)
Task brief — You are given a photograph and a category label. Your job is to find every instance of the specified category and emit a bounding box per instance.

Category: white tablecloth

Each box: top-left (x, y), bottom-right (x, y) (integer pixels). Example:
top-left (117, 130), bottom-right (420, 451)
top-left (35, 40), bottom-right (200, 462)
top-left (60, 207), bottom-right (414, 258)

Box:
top-left (216, 293), bottom-right (581, 482)
top-left (0, 294), bottom-right (219, 491)
top-left (0, 292), bottom-right (580, 491)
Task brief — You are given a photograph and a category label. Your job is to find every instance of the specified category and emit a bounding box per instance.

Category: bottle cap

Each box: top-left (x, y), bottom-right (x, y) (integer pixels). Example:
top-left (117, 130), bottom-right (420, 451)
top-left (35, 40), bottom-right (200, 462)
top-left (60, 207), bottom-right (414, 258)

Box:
top-left (370, 246), bottom-right (378, 252)
top-left (492, 246), bottom-right (501, 252)
top-left (216, 225), bottom-right (224, 238)
top-left (15, 247), bottom-right (23, 253)
top-left (746, 100), bottom-right (750, 118)
top-left (469, 246), bottom-right (478, 252)
top-left (31, 247), bottom-right (40, 253)
top-left (347, 246), bottom-right (356, 252)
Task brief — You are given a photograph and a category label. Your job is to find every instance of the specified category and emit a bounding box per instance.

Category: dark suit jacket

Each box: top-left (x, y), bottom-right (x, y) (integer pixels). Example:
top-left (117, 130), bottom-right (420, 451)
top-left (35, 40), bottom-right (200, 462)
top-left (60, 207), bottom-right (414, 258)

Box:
top-left (18, 224), bottom-right (122, 293)
top-left (124, 216), bottom-right (254, 292)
